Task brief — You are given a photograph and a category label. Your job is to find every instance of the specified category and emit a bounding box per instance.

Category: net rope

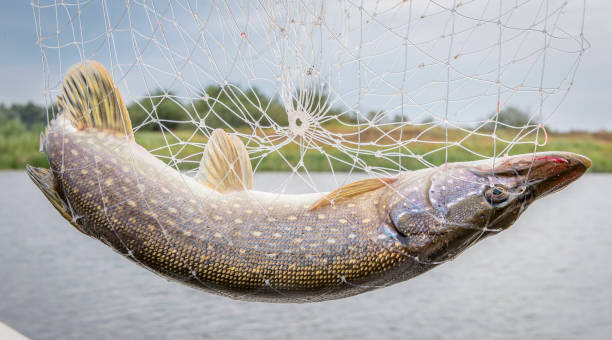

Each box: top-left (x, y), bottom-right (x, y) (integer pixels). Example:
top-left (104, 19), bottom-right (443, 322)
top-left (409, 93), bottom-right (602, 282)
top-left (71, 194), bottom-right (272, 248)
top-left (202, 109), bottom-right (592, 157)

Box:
top-left (31, 0), bottom-right (588, 299)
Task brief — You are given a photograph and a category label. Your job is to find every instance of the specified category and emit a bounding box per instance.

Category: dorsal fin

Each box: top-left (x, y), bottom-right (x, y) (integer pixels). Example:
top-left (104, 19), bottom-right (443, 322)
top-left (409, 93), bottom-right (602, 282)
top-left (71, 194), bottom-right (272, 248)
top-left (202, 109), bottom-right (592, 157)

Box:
top-left (198, 129), bottom-right (253, 193)
top-left (310, 177), bottom-right (396, 210)
top-left (61, 60), bottom-right (133, 139)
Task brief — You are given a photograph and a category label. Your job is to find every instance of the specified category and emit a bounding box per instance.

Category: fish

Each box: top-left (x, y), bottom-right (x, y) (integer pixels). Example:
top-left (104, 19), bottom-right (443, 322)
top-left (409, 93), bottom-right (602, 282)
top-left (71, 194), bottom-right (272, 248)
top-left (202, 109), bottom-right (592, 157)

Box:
top-left (27, 61), bottom-right (591, 303)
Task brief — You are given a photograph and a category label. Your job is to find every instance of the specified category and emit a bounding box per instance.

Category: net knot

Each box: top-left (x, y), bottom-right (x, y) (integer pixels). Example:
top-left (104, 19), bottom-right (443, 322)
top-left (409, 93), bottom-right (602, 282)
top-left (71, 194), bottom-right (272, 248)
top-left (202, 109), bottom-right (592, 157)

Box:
top-left (287, 110), bottom-right (312, 137)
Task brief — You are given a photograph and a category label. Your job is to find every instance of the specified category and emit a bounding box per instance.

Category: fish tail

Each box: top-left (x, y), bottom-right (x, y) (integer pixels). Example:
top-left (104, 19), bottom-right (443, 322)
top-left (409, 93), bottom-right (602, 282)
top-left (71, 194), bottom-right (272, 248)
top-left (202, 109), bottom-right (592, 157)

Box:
top-left (26, 165), bottom-right (73, 223)
top-left (59, 60), bottom-right (133, 139)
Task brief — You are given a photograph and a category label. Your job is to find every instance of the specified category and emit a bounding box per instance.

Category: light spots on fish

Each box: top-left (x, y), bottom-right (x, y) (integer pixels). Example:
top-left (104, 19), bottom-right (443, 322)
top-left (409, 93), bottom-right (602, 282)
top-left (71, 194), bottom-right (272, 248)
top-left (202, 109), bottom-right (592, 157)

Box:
top-left (42, 128), bottom-right (407, 302)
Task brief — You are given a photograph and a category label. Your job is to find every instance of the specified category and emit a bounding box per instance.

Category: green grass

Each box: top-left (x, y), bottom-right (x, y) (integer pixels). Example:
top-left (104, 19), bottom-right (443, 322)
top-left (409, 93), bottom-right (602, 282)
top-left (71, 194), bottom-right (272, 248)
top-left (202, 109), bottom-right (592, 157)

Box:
top-left (0, 131), bottom-right (49, 169)
top-left (2, 127), bottom-right (611, 172)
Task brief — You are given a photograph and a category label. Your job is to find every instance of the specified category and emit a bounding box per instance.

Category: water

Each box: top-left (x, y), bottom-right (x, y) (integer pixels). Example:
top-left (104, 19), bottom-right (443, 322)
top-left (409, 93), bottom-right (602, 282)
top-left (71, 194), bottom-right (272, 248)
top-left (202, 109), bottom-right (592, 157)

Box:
top-left (1, 171), bottom-right (611, 340)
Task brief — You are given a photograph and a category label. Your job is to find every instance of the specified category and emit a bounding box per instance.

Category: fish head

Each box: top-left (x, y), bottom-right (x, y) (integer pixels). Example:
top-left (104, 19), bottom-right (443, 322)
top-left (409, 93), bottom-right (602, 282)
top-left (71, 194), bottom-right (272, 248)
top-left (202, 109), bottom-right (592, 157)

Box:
top-left (388, 152), bottom-right (590, 262)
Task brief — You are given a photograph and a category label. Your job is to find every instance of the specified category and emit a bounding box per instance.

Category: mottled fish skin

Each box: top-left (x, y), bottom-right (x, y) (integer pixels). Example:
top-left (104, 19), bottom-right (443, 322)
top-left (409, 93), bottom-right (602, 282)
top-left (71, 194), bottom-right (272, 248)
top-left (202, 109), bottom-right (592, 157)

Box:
top-left (28, 61), bottom-right (591, 302)
top-left (41, 128), bottom-right (429, 302)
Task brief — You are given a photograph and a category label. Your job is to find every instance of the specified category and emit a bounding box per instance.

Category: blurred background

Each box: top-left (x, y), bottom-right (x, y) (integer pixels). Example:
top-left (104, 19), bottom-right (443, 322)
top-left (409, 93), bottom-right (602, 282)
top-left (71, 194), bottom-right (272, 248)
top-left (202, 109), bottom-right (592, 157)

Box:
top-left (1, 1), bottom-right (611, 339)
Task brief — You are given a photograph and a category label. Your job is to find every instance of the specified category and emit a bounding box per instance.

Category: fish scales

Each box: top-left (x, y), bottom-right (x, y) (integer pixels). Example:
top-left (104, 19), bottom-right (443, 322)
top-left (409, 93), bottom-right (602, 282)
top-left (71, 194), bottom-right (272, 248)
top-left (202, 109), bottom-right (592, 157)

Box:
top-left (28, 61), bottom-right (590, 302)
top-left (44, 129), bottom-right (420, 301)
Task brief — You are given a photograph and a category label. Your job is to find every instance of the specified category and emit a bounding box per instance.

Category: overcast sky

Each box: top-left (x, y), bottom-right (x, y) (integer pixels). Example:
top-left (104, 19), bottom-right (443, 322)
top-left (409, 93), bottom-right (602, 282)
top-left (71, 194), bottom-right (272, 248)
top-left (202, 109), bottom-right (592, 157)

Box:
top-left (1, 1), bottom-right (610, 131)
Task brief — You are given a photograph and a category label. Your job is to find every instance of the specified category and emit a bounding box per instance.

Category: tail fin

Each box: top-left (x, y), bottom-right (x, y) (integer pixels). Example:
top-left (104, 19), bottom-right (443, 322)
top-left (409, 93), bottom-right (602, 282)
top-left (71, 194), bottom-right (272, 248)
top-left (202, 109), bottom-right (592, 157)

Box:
top-left (26, 165), bottom-right (73, 222)
top-left (60, 60), bottom-right (133, 139)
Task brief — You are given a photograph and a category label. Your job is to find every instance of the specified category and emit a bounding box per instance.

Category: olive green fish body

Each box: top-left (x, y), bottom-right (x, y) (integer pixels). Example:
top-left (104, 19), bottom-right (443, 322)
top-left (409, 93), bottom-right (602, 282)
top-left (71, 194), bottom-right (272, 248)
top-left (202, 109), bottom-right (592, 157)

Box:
top-left (42, 127), bottom-right (424, 302)
top-left (28, 61), bottom-right (591, 302)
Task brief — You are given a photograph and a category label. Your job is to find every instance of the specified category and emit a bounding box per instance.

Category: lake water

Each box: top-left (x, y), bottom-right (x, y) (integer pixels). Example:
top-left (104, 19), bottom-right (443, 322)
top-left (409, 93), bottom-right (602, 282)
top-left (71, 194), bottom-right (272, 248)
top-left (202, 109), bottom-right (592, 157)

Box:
top-left (1, 171), bottom-right (611, 340)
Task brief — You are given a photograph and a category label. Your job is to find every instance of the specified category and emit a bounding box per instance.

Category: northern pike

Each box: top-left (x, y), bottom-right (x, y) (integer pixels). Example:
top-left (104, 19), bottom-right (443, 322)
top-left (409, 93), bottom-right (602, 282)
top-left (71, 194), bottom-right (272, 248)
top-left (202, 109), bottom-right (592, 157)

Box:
top-left (28, 61), bottom-right (590, 302)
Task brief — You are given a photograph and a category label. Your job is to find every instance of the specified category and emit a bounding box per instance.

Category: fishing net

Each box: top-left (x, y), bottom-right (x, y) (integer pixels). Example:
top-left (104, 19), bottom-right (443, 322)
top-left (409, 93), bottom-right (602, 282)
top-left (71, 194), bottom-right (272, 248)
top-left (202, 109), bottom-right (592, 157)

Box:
top-left (31, 0), bottom-right (587, 298)
top-left (32, 0), bottom-right (587, 185)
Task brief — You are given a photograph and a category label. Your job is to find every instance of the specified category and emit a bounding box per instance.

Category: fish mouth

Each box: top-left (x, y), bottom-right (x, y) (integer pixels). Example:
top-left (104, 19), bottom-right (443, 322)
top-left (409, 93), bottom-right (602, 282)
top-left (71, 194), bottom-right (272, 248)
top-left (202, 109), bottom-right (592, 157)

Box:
top-left (489, 151), bottom-right (591, 199)
top-left (523, 152), bottom-right (590, 198)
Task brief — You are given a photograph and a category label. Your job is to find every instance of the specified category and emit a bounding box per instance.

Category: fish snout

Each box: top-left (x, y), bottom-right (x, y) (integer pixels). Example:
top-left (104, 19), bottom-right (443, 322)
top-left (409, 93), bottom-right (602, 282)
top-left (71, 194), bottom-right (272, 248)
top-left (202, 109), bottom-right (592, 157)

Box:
top-left (522, 152), bottom-right (591, 199)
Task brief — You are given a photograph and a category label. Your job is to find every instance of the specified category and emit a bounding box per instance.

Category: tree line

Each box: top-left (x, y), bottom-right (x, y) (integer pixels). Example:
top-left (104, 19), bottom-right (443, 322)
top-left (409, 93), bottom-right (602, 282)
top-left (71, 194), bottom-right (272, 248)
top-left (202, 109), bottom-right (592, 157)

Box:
top-left (128, 85), bottom-right (354, 131)
top-left (0, 85), bottom-right (348, 133)
top-left (1, 84), bottom-right (535, 134)
top-left (0, 102), bottom-right (49, 136)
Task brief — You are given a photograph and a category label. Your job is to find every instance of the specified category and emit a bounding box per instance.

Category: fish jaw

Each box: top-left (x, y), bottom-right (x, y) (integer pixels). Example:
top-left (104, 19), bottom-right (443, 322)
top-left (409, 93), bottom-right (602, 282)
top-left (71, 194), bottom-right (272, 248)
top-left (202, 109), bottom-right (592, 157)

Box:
top-left (507, 152), bottom-right (590, 199)
top-left (470, 151), bottom-right (590, 205)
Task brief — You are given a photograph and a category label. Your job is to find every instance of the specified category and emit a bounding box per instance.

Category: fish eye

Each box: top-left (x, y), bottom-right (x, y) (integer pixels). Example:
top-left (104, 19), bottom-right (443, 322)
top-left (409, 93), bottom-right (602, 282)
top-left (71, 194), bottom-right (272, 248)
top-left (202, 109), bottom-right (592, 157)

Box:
top-left (485, 185), bottom-right (509, 204)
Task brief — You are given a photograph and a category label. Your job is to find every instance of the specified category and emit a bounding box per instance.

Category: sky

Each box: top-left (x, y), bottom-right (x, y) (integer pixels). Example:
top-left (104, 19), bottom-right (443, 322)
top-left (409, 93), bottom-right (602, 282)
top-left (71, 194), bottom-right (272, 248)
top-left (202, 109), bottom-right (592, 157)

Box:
top-left (1, 1), bottom-right (611, 132)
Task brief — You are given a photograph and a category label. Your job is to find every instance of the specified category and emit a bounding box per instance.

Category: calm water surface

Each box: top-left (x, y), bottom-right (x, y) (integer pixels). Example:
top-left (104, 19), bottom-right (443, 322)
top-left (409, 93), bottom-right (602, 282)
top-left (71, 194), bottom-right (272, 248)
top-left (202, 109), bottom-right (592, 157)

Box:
top-left (1, 171), bottom-right (611, 340)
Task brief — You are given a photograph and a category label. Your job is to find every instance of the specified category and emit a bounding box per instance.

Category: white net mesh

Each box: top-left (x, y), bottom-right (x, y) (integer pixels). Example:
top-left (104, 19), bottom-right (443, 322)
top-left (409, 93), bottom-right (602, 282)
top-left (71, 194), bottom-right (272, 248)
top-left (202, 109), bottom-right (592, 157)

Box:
top-left (31, 0), bottom-right (587, 300)
top-left (33, 0), bottom-right (587, 190)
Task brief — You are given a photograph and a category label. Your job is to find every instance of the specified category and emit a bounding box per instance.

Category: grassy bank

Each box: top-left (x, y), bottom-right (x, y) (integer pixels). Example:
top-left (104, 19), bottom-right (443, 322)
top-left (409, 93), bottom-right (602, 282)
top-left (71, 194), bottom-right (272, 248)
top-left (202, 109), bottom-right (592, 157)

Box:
top-left (2, 126), bottom-right (611, 172)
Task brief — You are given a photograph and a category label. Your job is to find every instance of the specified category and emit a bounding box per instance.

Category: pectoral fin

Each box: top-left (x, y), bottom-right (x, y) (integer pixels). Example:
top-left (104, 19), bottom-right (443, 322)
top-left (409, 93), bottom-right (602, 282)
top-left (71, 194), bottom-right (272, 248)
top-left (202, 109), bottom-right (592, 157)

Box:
top-left (198, 129), bottom-right (253, 193)
top-left (310, 177), bottom-right (396, 210)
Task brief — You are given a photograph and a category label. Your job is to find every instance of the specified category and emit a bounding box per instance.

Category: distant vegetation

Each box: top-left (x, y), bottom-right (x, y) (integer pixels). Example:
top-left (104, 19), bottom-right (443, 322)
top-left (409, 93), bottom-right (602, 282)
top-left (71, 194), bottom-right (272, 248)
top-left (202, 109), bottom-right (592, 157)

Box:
top-left (1, 87), bottom-right (611, 172)
top-left (482, 106), bottom-right (545, 130)
top-left (0, 103), bottom-right (50, 168)
top-left (127, 85), bottom-right (348, 131)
